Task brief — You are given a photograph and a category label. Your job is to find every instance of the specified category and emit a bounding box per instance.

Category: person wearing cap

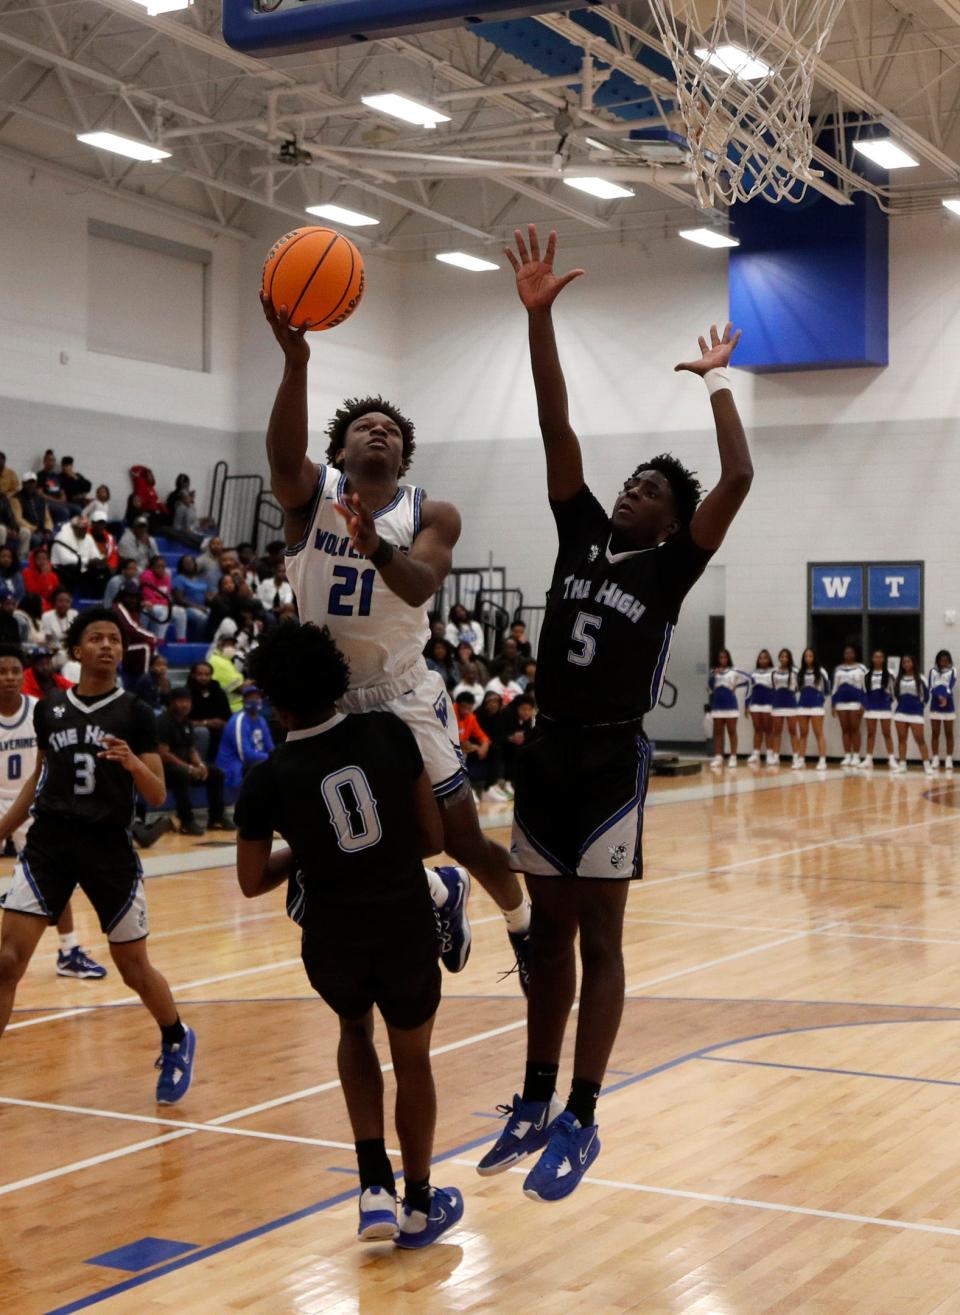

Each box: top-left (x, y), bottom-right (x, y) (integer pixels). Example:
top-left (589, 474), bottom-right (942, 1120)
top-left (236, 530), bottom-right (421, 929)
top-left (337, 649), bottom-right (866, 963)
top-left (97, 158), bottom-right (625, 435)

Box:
top-left (13, 474), bottom-right (53, 549)
top-left (118, 516), bottom-right (158, 573)
top-left (21, 646), bottom-right (72, 699)
top-left (51, 514), bottom-right (99, 591)
top-left (90, 509), bottom-right (118, 573)
top-left (215, 683), bottom-right (275, 791)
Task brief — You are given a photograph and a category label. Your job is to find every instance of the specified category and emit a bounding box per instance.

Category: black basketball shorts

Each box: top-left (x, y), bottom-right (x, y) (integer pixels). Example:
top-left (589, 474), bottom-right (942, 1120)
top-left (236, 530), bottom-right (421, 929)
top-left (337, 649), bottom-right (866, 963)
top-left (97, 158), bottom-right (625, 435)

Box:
top-left (510, 720), bottom-right (652, 880)
top-left (4, 818), bottom-right (148, 942)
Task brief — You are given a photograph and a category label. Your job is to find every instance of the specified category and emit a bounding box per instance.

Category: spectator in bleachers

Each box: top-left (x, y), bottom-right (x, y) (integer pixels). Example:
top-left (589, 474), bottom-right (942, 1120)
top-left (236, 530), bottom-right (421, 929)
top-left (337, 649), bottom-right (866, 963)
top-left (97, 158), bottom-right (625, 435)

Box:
top-left (15, 593), bottom-right (44, 651)
top-left (164, 473), bottom-right (191, 516)
top-left (89, 484), bottom-right (112, 521)
top-left (22, 646), bottom-right (71, 698)
top-left (454, 690), bottom-right (491, 795)
top-left (59, 456), bottom-right (91, 508)
top-left (236, 544), bottom-right (259, 590)
top-left (491, 636), bottom-right (522, 676)
top-left (208, 631), bottom-right (245, 712)
top-left (103, 557), bottom-right (139, 608)
top-left (90, 510), bottom-right (118, 574)
top-left (166, 490), bottom-right (202, 550)
top-left (0, 547), bottom-right (23, 603)
top-left (508, 620), bottom-right (532, 660)
top-left (172, 555), bottom-right (211, 639)
top-left (196, 536), bottom-right (224, 592)
top-left (0, 453), bottom-right (19, 501)
top-left (0, 590), bottom-right (20, 645)
top-left (475, 690), bottom-right (511, 802)
top-left (518, 657), bottom-right (537, 693)
top-left (14, 474), bottom-right (53, 547)
top-left (501, 692), bottom-right (537, 787)
top-left (485, 665), bottom-right (523, 705)
top-left (112, 581), bottom-right (157, 683)
top-left (129, 465), bottom-right (167, 530)
top-left (133, 652), bottom-right (171, 710)
top-left (256, 540), bottom-right (286, 582)
top-left (455, 639), bottom-right (489, 683)
top-left (186, 660), bottom-right (231, 761)
top-left (425, 638), bottom-right (458, 693)
top-left (0, 489), bottom-right (30, 559)
top-left (117, 515), bottom-right (158, 572)
top-left (140, 554), bottom-right (187, 642)
top-left (256, 561), bottom-right (294, 616)
top-left (452, 661), bottom-right (486, 705)
top-left (216, 683), bottom-right (275, 790)
top-left (51, 514), bottom-right (103, 593)
top-left (41, 588), bottom-right (76, 669)
top-left (445, 603), bottom-right (485, 653)
top-left (36, 450), bottom-right (78, 525)
top-left (157, 687), bottom-right (232, 836)
top-left (21, 546), bottom-right (59, 610)
top-left (206, 571), bottom-right (239, 640)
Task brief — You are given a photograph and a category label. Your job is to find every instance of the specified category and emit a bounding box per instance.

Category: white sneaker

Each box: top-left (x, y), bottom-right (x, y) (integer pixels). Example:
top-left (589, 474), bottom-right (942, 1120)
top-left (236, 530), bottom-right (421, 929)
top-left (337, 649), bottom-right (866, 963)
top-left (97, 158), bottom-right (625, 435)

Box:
top-left (862, 756), bottom-right (873, 771)
top-left (850, 754), bottom-right (861, 768)
top-left (816, 757), bottom-right (827, 771)
top-left (841, 754), bottom-right (852, 767)
top-left (766, 752), bottom-right (778, 766)
top-left (947, 759), bottom-right (954, 774)
top-left (747, 751), bottom-right (760, 766)
top-left (791, 754), bottom-right (803, 769)
top-left (924, 760), bottom-right (935, 777)
top-left (710, 754), bottom-right (723, 770)
top-left (888, 757), bottom-right (898, 771)
top-left (932, 756), bottom-right (940, 771)
top-left (727, 754), bottom-right (737, 768)
top-left (485, 785), bottom-right (513, 802)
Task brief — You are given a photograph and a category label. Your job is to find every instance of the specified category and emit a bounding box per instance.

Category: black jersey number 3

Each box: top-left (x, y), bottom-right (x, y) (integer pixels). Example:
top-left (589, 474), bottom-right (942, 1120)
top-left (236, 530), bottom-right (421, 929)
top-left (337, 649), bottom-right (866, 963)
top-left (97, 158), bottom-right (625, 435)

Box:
top-left (568, 611), bottom-right (602, 668)
top-left (73, 751), bottom-right (97, 796)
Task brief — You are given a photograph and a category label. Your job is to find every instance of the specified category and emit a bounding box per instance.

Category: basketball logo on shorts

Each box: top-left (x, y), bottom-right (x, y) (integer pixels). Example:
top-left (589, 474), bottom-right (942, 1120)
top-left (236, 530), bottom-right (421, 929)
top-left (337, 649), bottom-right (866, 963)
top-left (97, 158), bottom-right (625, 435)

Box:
top-left (608, 843), bottom-right (627, 870)
top-left (433, 694), bottom-right (449, 729)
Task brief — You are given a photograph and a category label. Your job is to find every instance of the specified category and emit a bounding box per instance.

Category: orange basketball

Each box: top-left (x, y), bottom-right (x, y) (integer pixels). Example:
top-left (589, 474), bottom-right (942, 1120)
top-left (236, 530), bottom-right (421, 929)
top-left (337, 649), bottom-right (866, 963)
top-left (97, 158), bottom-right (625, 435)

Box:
top-left (261, 226), bottom-right (365, 331)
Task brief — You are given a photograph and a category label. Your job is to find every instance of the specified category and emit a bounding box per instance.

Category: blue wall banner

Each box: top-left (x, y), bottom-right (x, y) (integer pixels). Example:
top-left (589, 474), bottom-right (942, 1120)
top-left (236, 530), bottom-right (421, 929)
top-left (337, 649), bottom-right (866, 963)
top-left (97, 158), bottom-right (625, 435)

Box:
top-left (811, 565), bottom-right (863, 611)
top-left (868, 565), bottom-right (921, 611)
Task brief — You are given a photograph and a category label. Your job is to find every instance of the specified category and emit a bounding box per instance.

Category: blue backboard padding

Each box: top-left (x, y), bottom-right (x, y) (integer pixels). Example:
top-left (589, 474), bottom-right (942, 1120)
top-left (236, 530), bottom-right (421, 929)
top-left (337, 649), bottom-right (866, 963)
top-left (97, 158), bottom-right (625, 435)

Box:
top-left (729, 192), bottom-right (889, 373)
top-left (223, 0), bottom-right (584, 56)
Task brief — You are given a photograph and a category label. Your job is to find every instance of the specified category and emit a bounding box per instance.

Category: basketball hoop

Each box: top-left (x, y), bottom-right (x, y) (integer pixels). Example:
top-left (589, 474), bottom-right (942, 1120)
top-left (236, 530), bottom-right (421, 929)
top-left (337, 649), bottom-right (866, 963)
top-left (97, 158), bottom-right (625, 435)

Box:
top-left (645, 0), bottom-right (847, 206)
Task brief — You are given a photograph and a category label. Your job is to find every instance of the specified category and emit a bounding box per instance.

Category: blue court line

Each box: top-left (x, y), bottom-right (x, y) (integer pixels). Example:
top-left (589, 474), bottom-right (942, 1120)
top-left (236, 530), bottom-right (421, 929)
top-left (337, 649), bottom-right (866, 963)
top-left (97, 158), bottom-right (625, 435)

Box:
top-left (326, 1166), bottom-right (359, 1175)
top-left (699, 1054), bottom-right (960, 1089)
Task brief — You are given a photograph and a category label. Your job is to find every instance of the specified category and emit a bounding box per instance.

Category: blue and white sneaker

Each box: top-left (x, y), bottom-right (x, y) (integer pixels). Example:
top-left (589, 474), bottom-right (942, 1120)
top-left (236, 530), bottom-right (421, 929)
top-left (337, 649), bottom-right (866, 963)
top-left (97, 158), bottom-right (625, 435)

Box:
top-left (357, 1187), bottom-right (397, 1242)
top-left (433, 865), bottom-right (471, 973)
top-left (394, 1186), bottom-right (464, 1249)
top-left (155, 1026), bottom-right (197, 1105)
top-left (56, 946), bottom-right (107, 980)
top-left (476, 1092), bottom-right (564, 1176)
top-left (522, 1111), bottom-right (600, 1203)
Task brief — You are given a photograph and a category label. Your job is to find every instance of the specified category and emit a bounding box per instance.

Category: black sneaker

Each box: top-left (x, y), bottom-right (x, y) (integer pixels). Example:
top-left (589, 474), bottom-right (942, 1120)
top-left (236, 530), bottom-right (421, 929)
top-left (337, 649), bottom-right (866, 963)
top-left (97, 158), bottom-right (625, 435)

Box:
top-left (180, 821), bottom-right (205, 837)
top-left (508, 930), bottom-right (531, 996)
top-left (132, 817), bottom-right (173, 849)
top-left (207, 818), bottom-right (237, 832)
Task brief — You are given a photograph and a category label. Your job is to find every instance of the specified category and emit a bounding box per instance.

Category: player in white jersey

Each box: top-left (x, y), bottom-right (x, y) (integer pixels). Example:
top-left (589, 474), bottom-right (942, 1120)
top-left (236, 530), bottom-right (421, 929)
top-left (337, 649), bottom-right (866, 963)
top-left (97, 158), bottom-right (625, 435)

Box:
top-left (0, 645), bottom-right (106, 979)
top-left (261, 297), bottom-right (531, 985)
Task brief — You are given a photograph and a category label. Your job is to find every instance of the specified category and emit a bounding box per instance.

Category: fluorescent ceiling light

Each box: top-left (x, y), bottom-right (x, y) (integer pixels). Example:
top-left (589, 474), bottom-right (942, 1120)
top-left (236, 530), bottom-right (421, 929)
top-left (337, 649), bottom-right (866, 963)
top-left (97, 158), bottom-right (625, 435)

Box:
top-left (853, 138), bottom-right (918, 169)
top-left (306, 204), bottom-right (379, 227)
top-left (695, 43), bottom-right (772, 81)
top-left (76, 131), bottom-right (170, 163)
top-left (942, 198), bottom-right (960, 216)
top-left (584, 136), bottom-right (612, 152)
top-left (129, 0), bottom-right (190, 13)
top-left (435, 252), bottom-right (500, 272)
top-left (679, 227), bottom-right (739, 249)
top-left (361, 93), bottom-right (450, 129)
top-left (564, 176), bottom-right (635, 200)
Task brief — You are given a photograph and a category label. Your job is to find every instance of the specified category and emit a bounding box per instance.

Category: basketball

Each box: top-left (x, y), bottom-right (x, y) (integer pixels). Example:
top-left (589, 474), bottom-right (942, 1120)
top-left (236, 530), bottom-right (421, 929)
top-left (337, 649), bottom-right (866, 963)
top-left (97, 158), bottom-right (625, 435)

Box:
top-left (261, 226), bottom-right (365, 331)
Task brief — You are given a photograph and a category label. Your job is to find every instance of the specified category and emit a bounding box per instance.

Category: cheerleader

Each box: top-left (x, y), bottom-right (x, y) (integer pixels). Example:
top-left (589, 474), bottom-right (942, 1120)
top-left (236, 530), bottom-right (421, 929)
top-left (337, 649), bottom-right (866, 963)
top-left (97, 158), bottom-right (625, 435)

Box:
top-left (708, 650), bottom-right (748, 769)
top-left (893, 655), bottom-right (933, 775)
top-left (796, 648), bottom-right (829, 771)
top-left (928, 649), bottom-right (957, 772)
top-left (746, 649), bottom-right (775, 766)
top-left (863, 649), bottom-right (897, 771)
top-left (832, 645), bottom-right (867, 768)
top-left (770, 648), bottom-right (803, 769)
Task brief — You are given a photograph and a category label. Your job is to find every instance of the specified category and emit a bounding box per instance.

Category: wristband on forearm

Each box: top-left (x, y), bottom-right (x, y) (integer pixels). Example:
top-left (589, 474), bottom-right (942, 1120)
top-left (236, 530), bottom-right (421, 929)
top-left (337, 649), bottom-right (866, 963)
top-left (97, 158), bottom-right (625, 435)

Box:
top-left (370, 536), bottom-right (395, 569)
top-left (704, 366), bottom-right (732, 397)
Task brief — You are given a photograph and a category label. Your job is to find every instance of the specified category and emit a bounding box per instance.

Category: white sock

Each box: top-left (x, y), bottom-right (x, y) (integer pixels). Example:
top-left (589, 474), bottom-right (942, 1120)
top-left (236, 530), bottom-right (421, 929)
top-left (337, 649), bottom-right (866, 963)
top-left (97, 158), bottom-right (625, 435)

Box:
top-left (59, 932), bottom-right (78, 953)
top-left (503, 898), bottom-right (531, 935)
top-left (425, 866), bottom-right (448, 908)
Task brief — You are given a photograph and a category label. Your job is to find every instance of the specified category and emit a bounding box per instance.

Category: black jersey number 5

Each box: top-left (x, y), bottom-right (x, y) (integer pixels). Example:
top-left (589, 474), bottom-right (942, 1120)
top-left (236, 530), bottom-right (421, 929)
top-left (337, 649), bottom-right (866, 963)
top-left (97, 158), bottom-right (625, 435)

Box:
top-left (568, 611), bottom-right (602, 668)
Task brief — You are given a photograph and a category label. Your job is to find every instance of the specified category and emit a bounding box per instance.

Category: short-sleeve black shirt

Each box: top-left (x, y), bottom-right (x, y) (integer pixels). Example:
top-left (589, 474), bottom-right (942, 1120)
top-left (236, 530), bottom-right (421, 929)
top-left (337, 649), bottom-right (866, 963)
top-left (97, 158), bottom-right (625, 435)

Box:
top-left (534, 484), bottom-right (714, 725)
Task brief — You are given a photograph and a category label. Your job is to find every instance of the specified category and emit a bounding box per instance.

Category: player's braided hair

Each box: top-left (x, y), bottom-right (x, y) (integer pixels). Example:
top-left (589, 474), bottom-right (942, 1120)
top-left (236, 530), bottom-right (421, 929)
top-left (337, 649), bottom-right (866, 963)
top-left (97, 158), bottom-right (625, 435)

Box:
top-left (325, 397), bottom-right (416, 476)
top-left (66, 606), bottom-right (125, 654)
top-left (247, 621), bottom-right (350, 718)
top-left (629, 454), bottom-right (703, 526)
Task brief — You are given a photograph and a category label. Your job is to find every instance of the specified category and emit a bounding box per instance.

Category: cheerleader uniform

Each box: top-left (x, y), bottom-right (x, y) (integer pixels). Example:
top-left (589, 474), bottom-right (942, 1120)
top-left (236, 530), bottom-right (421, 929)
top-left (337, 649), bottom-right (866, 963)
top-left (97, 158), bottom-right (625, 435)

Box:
top-left (747, 668), bottom-right (774, 710)
top-left (771, 667), bottom-right (799, 716)
top-left (864, 670), bottom-right (894, 720)
top-left (928, 666), bottom-right (957, 721)
top-left (797, 668), bottom-right (830, 716)
top-left (708, 668), bottom-right (749, 719)
top-left (832, 663), bottom-right (867, 711)
top-left (894, 675), bottom-right (927, 725)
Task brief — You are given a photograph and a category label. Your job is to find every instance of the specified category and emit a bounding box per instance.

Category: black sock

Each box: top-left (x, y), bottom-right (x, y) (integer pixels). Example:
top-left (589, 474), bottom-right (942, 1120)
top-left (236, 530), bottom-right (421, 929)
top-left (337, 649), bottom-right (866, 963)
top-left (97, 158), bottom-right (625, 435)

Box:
top-left (565, 1077), bottom-right (601, 1128)
top-left (522, 1060), bottom-right (559, 1104)
top-left (160, 1018), bottom-right (186, 1048)
top-left (355, 1139), bottom-right (395, 1196)
top-left (403, 1176), bottom-right (432, 1215)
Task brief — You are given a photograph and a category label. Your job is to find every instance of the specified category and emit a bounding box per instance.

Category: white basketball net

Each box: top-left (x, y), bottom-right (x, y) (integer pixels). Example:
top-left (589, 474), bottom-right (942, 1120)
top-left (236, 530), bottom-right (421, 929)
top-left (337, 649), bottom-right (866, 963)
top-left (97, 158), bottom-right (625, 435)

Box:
top-left (645, 0), bottom-right (847, 206)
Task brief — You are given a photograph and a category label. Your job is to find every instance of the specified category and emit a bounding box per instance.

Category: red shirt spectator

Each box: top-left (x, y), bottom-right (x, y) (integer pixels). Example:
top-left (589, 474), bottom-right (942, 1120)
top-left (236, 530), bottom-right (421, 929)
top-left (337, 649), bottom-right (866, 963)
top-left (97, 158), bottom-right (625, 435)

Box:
top-left (90, 511), bottom-right (118, 571)
top-left (22, 548), bottom-right (60, 611)
top-left (129, 466), bottom-right (168, 517)
top-left (455, 703), bottom-right (490, 751)
top-left (22, 652), bottom-right (72, 698)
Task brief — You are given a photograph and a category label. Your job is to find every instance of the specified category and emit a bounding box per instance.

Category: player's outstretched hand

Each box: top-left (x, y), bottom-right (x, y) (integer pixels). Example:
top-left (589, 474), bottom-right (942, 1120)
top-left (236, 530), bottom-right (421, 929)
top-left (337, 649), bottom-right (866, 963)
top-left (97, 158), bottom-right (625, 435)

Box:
top-left (675, 322), bottom-right (742, 375)
top-left (334, 492), bottom-right (379, 557)
top-left (505, 226), bottom-right (585, 312)
top-left (98, 736), bottom-right (135, 771)
top-left (260, 292), bottom-right (311, 367)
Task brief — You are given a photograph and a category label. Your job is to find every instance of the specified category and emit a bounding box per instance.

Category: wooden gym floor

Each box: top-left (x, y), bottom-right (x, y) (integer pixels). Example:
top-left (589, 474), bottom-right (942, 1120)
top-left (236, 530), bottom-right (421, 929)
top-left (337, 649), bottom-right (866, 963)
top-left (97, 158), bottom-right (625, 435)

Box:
top-left (4, 764), bottom-right (960, 1314)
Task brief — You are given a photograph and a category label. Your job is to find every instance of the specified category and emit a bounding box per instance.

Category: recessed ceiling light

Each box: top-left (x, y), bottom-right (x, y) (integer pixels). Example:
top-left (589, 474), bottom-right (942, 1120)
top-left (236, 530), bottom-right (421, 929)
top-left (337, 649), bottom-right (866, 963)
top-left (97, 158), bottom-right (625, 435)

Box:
top-left (129, 0), bottom-right (190, 13)
top-left (564, 176), bottom-right (635, 200)
top-left (436, 252), bottom-right (500, 272)
top-left (76, 131), bottom-right (170, 163)
top-left (853, 138), bottom-right (919, 169)
top-left (584, 136), bottom-right (612, 152)
top-left (306, 204), bottom-right (379, 227)
top-left (361, 93), bottom-right (450, 129)
top-left (679, 227), bottom-right (739, 249)
top-left (695, 43), bottom-right (772, 81)
top-left (942, 198), bottom-right (960, 216)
